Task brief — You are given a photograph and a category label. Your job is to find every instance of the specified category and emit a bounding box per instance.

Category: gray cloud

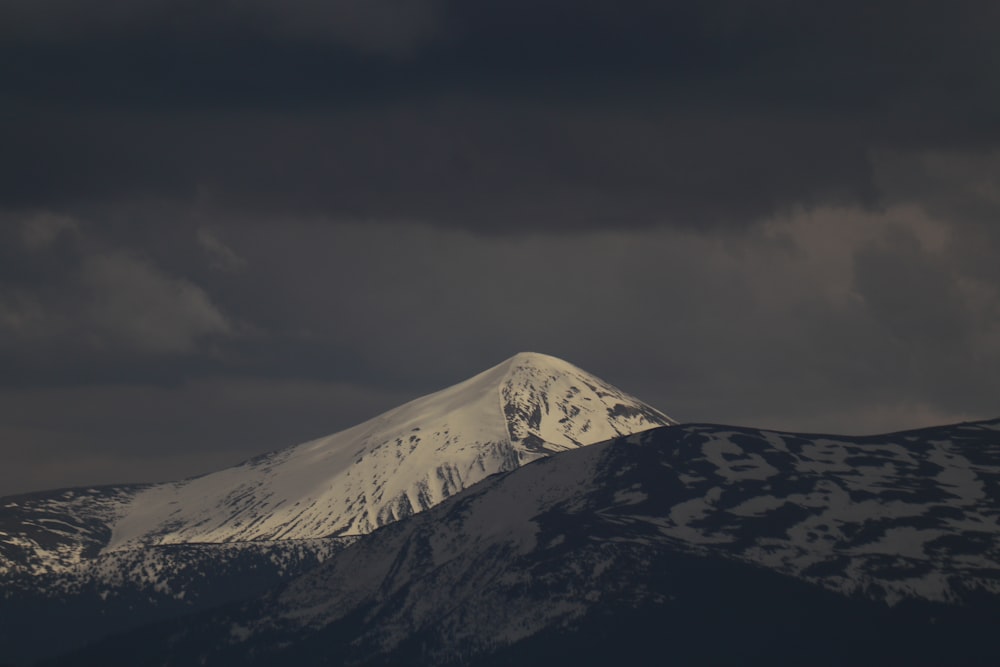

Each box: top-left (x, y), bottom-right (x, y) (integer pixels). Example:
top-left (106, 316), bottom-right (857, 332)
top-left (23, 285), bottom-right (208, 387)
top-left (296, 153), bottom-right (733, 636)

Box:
top-left (18, 212), bottom-right (79, 249)
top-left (79, 251), bottom-right (232, 353)
top-left (0, 101), bottom-right (880, 229)
top-left (1, 1), bottom-right (997, 230)
top-left (0, 0), bottom-right (445, 56)
top-left (196, 227), bottom-right (247, 272)
top-left (1, 1), bottom-right (998, 495)
top-left (853, 227), bottom-right (969, 347)
top-left (0, 218), bottom-right (233, 380)
top-left (0, 375), bottom-right (415, 493)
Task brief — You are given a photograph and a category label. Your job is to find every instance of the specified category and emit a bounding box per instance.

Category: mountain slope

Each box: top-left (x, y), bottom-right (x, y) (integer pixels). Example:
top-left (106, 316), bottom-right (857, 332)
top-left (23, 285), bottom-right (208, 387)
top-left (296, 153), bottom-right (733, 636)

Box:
top-left (58, 418), bottom-right (1000, 667)
top-left (106, 351), bottom-right (672, 549)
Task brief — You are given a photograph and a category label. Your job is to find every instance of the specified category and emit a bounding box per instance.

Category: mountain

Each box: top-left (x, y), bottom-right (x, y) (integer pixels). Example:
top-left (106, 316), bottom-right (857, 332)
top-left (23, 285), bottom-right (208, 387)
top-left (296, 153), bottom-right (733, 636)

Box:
top-left (105, 351), bottom-right (673, 549)
top-left (1, 352), bottom-right (671, 578)
top-left (52, 418), bottom-right (1000, 667)
top-left (0, 352), bottom-right (672, 664)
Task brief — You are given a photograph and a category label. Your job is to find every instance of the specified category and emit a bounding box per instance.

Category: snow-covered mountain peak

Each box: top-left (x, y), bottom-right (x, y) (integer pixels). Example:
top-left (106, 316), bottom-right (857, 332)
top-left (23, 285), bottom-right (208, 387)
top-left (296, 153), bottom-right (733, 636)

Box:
top-left (98, 353), bottom-right (672, 551)
top-left (498, 352), bottom-right (675, 452)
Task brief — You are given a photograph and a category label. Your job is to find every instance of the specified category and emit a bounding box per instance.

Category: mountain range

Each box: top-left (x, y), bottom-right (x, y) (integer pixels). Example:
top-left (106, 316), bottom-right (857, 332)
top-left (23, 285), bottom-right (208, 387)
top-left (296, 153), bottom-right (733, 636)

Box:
top-left (1, 353), bottom-right (998, 666)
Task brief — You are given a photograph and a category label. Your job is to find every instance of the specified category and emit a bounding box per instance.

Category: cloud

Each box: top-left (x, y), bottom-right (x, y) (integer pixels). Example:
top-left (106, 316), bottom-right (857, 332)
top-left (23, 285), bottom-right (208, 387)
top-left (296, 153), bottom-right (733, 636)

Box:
top-left (197, 227), bottom-right (247, 272)
top-left (237, 0), bottom-right (446, 56)
top-left (0, 289), bottom-right (45, 336)
top-left (852, 227), bottom-right (968, 346)
top-left (1, 2), bottom-right (997, 231)
top-left (19, 212), bottom-right (79, 249)
top-left (0, 100), bottom-right (879, 229)
top-left (79, 251), bottom-right (232, 353)
top-left (0, 376), bottom-right (414, 494)
top-left (1, 1), bottom-right (999, 494)
top-left (0, 216), bottom-right (233, 362)
top-left (0, 0), bottom-right (445, 53)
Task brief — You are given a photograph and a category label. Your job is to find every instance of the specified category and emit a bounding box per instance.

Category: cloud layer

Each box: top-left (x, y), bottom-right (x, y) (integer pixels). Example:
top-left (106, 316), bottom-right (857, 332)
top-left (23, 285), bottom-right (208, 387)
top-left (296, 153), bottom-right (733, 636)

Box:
top-left (1, 1), bottom-right (998, 494)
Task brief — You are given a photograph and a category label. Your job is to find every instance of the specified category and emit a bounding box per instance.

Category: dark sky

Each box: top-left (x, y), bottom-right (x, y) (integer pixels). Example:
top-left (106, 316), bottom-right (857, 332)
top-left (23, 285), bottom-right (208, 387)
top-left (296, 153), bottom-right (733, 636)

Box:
top-left (2, 0), bottom-right (999, 495)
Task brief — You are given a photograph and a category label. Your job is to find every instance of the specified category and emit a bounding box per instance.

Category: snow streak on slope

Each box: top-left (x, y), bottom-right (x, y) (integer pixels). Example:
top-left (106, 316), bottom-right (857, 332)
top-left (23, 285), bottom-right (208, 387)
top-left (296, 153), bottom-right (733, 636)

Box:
top-left (0, 487), bottom-right (141, 577)
top-left (104, 353), bottom-right (673, 550)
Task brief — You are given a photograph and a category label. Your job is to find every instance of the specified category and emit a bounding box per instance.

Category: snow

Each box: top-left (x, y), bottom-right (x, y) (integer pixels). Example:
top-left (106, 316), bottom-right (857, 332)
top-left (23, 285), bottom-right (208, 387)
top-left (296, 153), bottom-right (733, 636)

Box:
top-left (501, 353), bottom-right (674, 451)
top-left (701, 438), bottom-right (779, 481)
top-left (847, 527), bottom-right (948, 560)
top-left (728, 495), bottom-right (788, 517)
top-left (927, 445), bottom-right (986, 503)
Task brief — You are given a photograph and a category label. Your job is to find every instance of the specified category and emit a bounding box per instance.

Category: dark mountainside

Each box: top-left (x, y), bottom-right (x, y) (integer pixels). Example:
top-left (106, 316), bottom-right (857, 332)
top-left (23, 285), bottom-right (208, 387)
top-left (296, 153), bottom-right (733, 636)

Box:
top-left (0, 538), bottom-right (352, 665)
top-left (41, 419), bottom-right (1000, 667)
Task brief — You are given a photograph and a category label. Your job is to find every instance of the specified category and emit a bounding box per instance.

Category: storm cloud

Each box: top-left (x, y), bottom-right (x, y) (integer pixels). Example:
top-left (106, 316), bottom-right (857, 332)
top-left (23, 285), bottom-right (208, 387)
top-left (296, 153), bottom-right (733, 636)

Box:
top-left (1, 0), bottom-right (998, 494)
top-left (3, 0), bottom-right (998, 226)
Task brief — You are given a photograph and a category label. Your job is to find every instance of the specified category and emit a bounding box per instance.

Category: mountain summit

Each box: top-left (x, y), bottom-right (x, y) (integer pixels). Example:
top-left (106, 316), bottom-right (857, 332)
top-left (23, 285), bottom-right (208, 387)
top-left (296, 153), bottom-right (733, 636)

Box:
top-left (108, 352), bottom-right (672, 548)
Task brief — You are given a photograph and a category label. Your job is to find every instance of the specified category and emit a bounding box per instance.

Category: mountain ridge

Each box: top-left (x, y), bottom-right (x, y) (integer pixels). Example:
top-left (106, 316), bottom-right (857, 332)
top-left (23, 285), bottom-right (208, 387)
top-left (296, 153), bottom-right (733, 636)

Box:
top-left (45, 417), bottom-right (1000, 667)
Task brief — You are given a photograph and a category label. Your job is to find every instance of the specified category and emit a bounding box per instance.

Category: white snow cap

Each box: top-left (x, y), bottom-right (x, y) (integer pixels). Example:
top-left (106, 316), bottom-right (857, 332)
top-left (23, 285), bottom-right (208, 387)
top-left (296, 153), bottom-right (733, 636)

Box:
top-left (106, 352), bottom-right (674, 550)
